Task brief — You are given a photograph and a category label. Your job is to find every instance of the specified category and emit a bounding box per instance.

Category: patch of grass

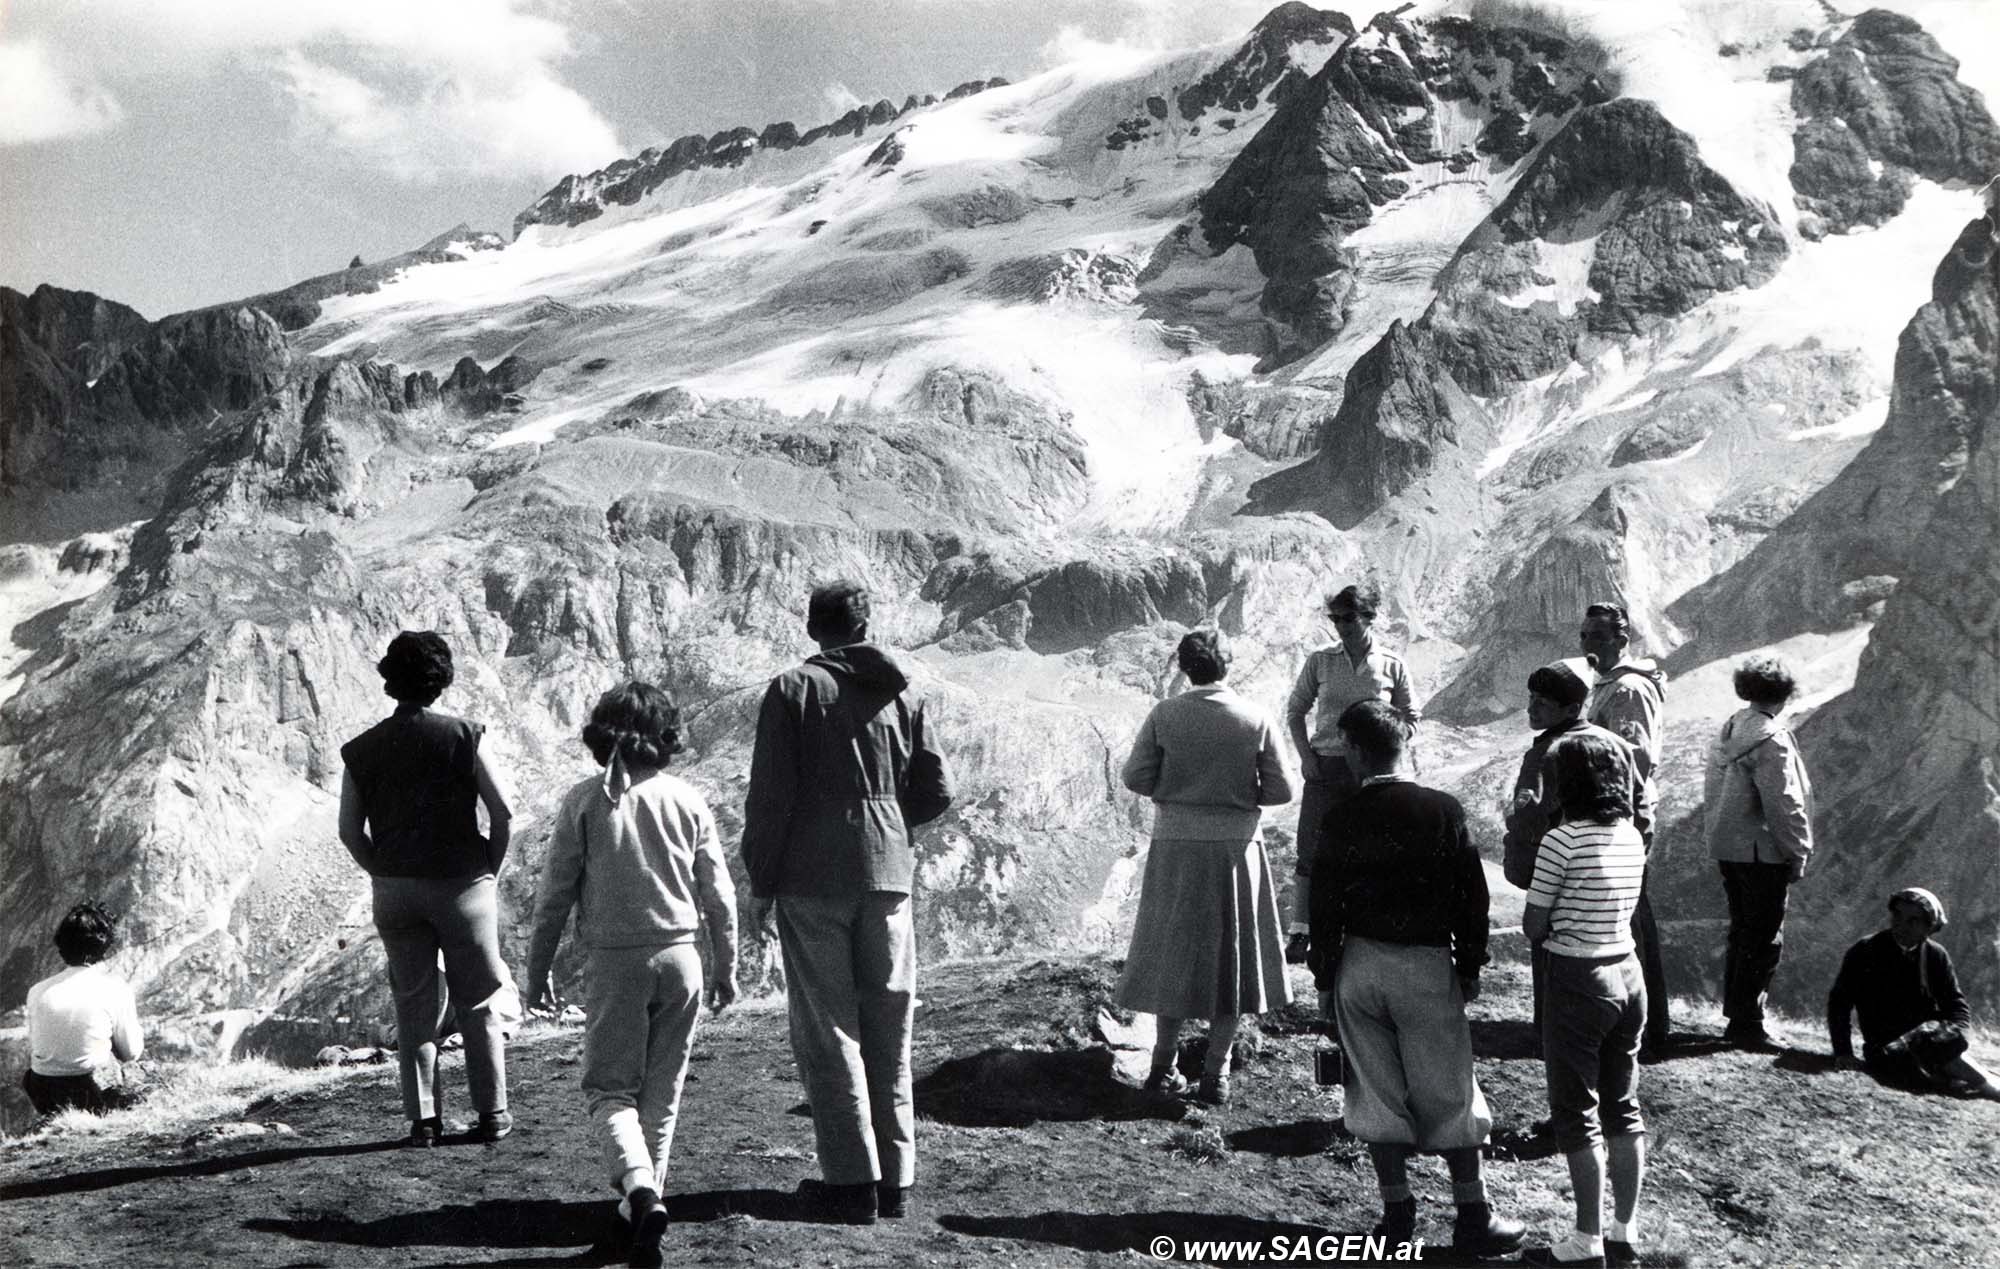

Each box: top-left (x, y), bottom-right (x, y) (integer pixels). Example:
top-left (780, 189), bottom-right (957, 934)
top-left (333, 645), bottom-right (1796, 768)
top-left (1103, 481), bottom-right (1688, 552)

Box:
top-left (1, 1055), bottom-right (360, 1149)
top-left (1165, 1120), bottom-right (1230, 1165)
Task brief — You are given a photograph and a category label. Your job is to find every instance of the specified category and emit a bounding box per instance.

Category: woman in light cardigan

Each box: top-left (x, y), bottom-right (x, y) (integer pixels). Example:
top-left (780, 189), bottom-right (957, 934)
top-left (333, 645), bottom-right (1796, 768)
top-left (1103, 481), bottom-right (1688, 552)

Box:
top-left (1115, 629), bottom-right (1296, 1105)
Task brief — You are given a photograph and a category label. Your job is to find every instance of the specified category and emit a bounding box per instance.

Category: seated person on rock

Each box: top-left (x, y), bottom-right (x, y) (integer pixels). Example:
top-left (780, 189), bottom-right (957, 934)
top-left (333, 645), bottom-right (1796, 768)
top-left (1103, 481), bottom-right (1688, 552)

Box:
top-left (22, 901), bottom-right (145, 1118)
top-left (1828, 887), bottom-right (2000, 1100)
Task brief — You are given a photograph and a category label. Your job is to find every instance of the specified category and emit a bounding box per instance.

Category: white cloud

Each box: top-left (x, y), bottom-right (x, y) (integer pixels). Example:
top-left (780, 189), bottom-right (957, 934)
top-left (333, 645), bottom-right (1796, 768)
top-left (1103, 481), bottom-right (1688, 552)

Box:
top-left (0, 1), bottom-right (626, 178)
top-left (0, 40), bottom-right (124, 145)
top-left (821, 80), bottom-right (865, 114)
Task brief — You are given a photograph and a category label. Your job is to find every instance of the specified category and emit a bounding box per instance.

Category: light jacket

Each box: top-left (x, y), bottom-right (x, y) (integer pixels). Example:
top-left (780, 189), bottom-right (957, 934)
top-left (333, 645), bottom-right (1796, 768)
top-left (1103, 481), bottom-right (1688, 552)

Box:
top-left (1705, 705), bottom-right (1815, 867)
top-left (741, 643), bottom-right (954, 898)
top-left (1285, 642), bottom-right (1420, 757)
top-left (1587, 659), bottom-right (1667, 827)
top-left (1122, 684), bottom-right (1296, 840)
top-left (527, 768), bottom-right (738, 987)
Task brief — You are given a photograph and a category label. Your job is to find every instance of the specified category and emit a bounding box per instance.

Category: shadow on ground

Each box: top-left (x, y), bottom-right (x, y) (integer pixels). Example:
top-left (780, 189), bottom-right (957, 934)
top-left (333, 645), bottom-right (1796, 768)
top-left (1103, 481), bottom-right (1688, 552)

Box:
top-left (0, 1138), bottom-right (405, 1200)
top-left (1225, 1117), bottom-right (1359, 1158)
top-left (914, 1046), bottom-right (1186, 1127)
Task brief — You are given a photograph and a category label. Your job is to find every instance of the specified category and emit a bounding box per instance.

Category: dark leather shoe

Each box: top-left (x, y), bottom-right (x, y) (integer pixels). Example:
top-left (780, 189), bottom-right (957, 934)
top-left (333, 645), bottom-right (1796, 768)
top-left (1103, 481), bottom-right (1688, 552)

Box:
top-left (1451, 1203), bottom-right (1524, 1257)
top-left (877, 1184), bottom-right (912, 1219)
top-left (625, 1186), bottom-right (668, 1269)
top-left (474, 1109), bottom-right (513, 1142)
top-left (1371, 1198), bottom-right (1417, 1245)
top-left (1604, 1238), bottom-right (1639, 1266)
top-left (798, 1178), bottom-right (877, 1225)
top-left (406, 1116), bottom-right (442, 1148)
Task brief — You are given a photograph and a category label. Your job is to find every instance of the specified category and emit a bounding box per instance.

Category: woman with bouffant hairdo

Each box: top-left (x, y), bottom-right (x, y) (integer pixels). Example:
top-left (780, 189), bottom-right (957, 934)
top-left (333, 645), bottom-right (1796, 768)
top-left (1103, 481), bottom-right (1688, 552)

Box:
top-left (340, 629), bottom-right (517, 1147)
top-left (526, 682), bottom-right (739, 1268)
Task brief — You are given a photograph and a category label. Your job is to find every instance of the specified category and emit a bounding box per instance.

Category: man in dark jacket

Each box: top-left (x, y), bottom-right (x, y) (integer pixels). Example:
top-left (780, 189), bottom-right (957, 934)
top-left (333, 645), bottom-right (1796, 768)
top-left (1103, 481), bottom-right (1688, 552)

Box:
top-left (1828, 888), bottom-right (2000, 1098)
top-left (743, 581), bottom-right (953, 1225)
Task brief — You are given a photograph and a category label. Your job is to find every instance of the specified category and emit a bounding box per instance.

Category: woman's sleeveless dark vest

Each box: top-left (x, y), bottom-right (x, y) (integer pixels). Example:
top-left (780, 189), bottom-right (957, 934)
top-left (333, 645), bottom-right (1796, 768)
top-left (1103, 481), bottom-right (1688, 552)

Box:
top-left (340, 705), bottom-right (488, 878)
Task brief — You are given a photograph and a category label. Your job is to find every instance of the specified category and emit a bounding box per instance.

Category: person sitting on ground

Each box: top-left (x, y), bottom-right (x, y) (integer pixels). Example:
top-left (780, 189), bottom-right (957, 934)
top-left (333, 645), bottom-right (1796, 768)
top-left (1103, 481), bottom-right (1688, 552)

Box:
top-left (1115, 629), bottom-right (1295, 1107)
top-left (1308, 700), bottom-right (1522, 1259)
top-left (528, 681), bottom-right (740, 1269)
top-left (1523, 732), bottom-right (1651, 1269)
top-left (23, 901), bottom-right (145, 1118)
top-left (1705, 654), bottom-right (1815, 1050)
top-left (1502, 661), bottom-right (1645, 1042)
top-left (1282, 583), bottom-right (1420, 966)
top-left (1827, 888), bottom-right (2000, 1100)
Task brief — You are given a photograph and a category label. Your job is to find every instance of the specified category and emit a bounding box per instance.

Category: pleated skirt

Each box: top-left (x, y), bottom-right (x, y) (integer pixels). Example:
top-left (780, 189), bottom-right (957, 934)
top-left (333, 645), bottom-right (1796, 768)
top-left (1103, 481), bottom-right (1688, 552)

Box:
top-left (1114, 835), bottom-right (1293, 1020)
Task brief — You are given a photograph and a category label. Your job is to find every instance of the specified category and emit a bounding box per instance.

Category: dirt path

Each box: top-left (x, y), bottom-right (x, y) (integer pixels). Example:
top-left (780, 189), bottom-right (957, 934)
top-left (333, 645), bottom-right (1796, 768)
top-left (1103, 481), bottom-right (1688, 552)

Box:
top-left (4, 957), bottom-right (1996, 1266)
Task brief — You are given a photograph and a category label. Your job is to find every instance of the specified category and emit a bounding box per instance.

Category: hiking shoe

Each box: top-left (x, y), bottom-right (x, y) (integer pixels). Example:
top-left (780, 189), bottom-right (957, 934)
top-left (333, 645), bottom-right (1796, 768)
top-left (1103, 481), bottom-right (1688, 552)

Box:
top-left (625, 1186), bottom-right (669, 1269)
top-left (1723, 1024), bottom-right (1772, 1050)
top-left (474, 1109), bottom-right (513, 1142)
top-left (1451, 1203), bottom-right (1525, 1258)
top-left (1143, 1066), bottom-right (1189, 1097)
top-left (1604, 1238), bottom-right (1639, 1266)
top-left (877, 1184), bottom-right (913, 1219)
top-left (406, 1116), bottom-right (443, 1148)
top-left (798, 1178), bottom-right (877, 1225)
top-left (1196, 1073), bottom-right (1230, 1106)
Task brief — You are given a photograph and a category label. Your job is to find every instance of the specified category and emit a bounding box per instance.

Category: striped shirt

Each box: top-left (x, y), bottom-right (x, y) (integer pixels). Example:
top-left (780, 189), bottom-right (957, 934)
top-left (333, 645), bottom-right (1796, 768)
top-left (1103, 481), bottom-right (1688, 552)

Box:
top-left (1526, 819), bottom-right (1646, 958)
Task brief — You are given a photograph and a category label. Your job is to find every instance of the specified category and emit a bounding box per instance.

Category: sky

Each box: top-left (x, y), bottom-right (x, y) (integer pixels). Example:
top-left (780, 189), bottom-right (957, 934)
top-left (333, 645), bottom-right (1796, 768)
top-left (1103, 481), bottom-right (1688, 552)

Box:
top-left (0, 0), bottom-right (1292, 318)
top-left (4, 0), bottom-right (1995, 321)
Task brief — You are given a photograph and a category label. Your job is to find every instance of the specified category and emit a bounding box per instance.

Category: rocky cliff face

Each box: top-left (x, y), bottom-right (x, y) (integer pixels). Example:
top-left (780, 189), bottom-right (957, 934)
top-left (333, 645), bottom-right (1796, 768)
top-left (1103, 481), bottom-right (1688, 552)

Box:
top-left (1789, 10), bottom-right (2000, 238)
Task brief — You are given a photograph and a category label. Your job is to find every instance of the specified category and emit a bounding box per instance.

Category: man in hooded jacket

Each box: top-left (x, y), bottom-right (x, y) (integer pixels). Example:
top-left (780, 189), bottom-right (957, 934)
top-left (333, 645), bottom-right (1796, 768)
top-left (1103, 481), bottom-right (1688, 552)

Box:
top-left (743, 581), bottom-right (954, 1225)
top-left (1580, 603), bottom-right (1672, 1055)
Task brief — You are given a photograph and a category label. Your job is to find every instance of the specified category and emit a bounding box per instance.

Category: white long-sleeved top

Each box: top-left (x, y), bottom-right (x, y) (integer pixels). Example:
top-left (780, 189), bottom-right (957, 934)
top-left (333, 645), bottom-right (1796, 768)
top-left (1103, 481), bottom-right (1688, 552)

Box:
top-left (27, 963), bottom-right (143, 1076)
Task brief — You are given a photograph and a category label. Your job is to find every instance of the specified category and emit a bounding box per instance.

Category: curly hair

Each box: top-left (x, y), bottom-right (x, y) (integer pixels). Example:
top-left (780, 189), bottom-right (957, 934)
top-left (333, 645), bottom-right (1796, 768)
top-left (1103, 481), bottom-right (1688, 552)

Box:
top-left (1732, 654), bottom-right (1799, 708)
top-left (378, 630), bottom-right (454, 705)
top-left (1583, 602), bottom-right (1630, 634)
top-left (1176, 629), bottom-right (1230, 685)
top-left (582, 680), bottom-right (687, 768)
top-left (54, 900), bottom-right (119, 966)
top-left (1550, 732), bottom-right (1634, 825)
top-left (1326, 582), bottom-right (1381, 622)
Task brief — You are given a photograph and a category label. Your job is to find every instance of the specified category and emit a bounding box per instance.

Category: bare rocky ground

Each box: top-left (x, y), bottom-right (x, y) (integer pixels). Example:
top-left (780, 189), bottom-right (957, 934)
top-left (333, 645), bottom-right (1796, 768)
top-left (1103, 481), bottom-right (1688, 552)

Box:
top-left (4, 955), bottom-right (1997, 1267)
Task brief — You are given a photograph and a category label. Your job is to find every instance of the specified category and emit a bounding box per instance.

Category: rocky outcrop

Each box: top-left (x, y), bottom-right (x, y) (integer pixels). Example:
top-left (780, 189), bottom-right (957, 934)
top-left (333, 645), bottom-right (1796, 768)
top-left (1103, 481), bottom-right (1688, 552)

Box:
top-left (1197, 9), bottom-right (1615, 361)
top-left (196, 225), bottom-right (506, 332)
top-left (513, 78), bottom-right (1010, 236)
top-left (1789, 9), bottom-right (2000, 237)
top-left (1, 284), bottom-right (152, 488)
top-left (1670, 213), bottom-right (1998, 660)
top-left (1176, 2), bottom-right (1353, 122)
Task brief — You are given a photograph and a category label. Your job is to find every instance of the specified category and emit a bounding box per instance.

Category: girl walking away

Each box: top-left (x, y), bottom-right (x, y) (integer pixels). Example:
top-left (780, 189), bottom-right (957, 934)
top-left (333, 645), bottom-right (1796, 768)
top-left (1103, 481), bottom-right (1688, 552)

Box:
top-left (1523, 733), bottom-right (1651, 1268)
top-left (340, 630), bottom-right (516, 1147)
top-left (527, 682), bottom-right (739, 1269)
top-left (1115, 630), bottom-right (1295, 1105)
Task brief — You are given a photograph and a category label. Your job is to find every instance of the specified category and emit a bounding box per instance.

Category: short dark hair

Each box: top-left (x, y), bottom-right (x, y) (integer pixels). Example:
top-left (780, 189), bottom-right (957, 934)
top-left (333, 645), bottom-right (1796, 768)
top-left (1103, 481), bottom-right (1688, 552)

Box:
top-left (378, 630), bottom-right (454, 705)
top-left (54, 901), bottom-right (119, 966)
top-left (1176, 629), bottom-right (1230, 685)
top-left (1337, 699), bottom-right (1406, 764)
top-left (807, 581), bottom-right (871, 642)
top-left (1733, 654), bottom-right (1798, 707)
top-left (1550, 733), bottom-right (1634, 824)
top-left (1527, 663), bottom-right (1589, 709)
top-left (1326, 583), bottom-right (1381, 622)
top-left (582, 681), bottom-right (687, 768)
top-left (1583, 602), bottom-right (1630, 633)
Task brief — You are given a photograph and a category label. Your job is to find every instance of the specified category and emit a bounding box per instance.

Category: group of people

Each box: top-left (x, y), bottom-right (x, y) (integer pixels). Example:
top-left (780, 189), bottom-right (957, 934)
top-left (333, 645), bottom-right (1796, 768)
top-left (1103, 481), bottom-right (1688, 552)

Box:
top-left (1106, 586), bottom-right (1998, 1268)
top-left (16, 580), bottom-right (1995, 1269)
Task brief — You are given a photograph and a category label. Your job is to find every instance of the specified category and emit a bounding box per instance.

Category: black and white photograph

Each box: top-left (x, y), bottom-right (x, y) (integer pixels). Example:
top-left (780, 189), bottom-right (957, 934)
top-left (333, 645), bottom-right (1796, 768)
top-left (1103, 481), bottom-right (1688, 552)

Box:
top-left (2, 0), bottom-right (1997, 1264)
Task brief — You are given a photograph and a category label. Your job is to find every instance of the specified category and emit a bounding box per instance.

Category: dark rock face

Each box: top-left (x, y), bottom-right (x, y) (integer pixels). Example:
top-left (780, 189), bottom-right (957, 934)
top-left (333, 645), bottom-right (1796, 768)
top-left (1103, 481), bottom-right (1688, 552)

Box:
top-left (439, 354), bottom-right (541, 417)
top-left (1671, 213), bottom-right (2000, 657)
top-left (1197, 11), bottom-right (1622, 361)
top-left (1250, 97), bottom-right (1784, 530)
top-left (1175, 2), bottom-right (1353, 122)
top-left (1, 284), bottom-right (153, 489)
top-left (1790, 9), bottom-right (2000, 235)
top-left (515, 76), bottom-right (1007, 236)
